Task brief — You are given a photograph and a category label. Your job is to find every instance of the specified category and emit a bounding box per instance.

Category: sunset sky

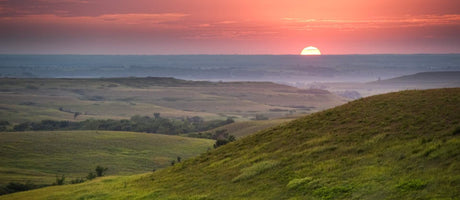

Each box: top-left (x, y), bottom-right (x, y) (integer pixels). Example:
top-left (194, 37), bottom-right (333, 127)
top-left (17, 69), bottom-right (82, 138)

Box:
top-left (0, 0), bottom-right (459, 54)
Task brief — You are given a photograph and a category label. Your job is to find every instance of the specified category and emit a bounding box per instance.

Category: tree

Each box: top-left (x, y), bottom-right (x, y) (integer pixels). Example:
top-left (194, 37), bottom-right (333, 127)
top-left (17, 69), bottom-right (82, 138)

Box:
top-left (213, 134), bottom-right (236, 148)
top-left (95, 166), bottom-right (108, 177)
top-left (55, 175), bottom-right (65, 185)
top-left (2, 181), bottom-right (38, 195)
top-left (255, 114), bottom-right (268, 120)
top-left (70, 177), bottom-right (85, 184)
top-left (214, 139), bottom-right (229, 148)
top-left (154, 112), bottom-right (161, 119)
top-left (228, 135), bottom-right (236, 142)
top-left (177, 156), bottom-right (182, 163)
top-left (0, 120), bottom-right (9, 131)
top-left (13, 122), bottom-right (30, 131)
top-left (86, 172), bottom-right (96, 180)
top-left (73, 112), bottom-right (81, 119)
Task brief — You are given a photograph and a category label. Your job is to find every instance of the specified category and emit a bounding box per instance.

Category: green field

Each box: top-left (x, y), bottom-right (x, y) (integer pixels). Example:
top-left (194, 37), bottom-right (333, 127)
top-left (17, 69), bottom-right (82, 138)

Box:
top-left (0, 130), bottom-right (213, 185)
top-left (3, 88), bottom-right (459, 199)
top-left (0, 77), bottom-right (346, 124)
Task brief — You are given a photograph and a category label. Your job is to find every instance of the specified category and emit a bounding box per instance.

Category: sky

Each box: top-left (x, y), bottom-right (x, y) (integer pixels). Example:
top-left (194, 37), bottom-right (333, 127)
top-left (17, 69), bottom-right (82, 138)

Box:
top-left (0, 0), bottom-right (459, 54)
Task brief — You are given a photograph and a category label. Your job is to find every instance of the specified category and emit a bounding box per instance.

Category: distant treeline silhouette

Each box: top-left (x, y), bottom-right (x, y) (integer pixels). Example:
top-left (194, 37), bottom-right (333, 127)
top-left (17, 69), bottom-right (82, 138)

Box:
top-left (11, 114), bottom-right (234, 135)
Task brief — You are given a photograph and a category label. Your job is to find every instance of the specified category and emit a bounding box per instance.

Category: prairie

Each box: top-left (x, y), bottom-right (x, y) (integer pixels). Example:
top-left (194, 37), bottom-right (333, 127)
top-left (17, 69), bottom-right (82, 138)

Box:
top-left (0, 130), bottom-right (213, 185)
top-left (0, 77), bottom-right (346, 123)
top-left (3, 88), bottom-right (458, 199)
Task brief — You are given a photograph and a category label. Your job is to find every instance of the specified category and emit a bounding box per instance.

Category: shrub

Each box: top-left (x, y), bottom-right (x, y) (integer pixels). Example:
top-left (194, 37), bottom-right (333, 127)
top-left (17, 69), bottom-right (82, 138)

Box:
top-left (95, 166), bottom-right (108, 177)
top-left (214, 139), bottom-right (230, 148)
top-left (54, 175), bottom-right (65, 185)
top-left (453, 126), bottom-right (460, 135)
top-left (70, 178), bottom-right (85, 184)
top-left (255, 114), bottom-right (268, 120)
top-left (0, 181), bottom-right (40, 195)
top-left (86, 172), bottom-right (97, 180)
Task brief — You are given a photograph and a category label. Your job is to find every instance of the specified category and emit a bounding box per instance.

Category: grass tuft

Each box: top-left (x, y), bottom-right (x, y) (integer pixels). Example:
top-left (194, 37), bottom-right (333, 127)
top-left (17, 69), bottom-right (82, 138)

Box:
top-left (232, 160), bottom-right (279, 182)
top-left (286, 177), bottom-right (313, 189)
top-left (396, 179), bottom-right (427, 192)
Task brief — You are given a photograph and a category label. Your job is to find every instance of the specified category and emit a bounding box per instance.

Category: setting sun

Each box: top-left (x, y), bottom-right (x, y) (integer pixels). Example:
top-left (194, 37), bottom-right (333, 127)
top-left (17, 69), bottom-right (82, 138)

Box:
top-left (300, 46), bottom-right (321, 55)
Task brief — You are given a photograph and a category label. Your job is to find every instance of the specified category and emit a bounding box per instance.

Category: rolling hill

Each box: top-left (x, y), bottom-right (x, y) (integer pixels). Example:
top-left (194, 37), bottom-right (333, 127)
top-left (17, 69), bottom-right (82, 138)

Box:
top-left (2, 88), bottom-right (459, 199)
top-left (0, 131), bottom-right (213, 186)
top-left (313, 71), bottom-right (460, 98)
top-left (374, 71), bottom-right (460, 85)
top-left (0, 77), bottom-right (346, 123)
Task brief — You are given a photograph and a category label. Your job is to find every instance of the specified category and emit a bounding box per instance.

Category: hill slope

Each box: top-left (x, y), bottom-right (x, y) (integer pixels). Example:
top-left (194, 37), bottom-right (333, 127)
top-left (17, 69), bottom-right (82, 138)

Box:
top-left (0, 131), bottom-right (213, 185)
top-left (196, 118), bottom-right (294, 139)
top-left (376, 71), bottom-right (460, 84)
top-left (2, 88), bottom-right (459, 199)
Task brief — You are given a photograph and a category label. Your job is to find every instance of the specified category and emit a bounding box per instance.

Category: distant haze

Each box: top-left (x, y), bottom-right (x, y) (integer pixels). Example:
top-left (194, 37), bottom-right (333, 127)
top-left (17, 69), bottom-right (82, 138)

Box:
top-left (1, 54), bottom-right (459, 84)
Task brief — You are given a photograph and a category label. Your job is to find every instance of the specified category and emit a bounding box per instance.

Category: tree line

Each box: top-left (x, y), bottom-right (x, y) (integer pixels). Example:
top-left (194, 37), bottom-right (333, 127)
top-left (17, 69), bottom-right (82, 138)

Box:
top-left (0, 166), bottom-right (109, 196)
top-left (10, 113), bottom-right (234, 135)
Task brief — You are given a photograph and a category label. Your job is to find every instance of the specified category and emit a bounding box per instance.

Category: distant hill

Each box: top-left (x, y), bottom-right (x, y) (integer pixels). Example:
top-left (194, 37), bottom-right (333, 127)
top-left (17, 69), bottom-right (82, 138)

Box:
top-left (0, 77), bottom-right (346, 123)
top-left (4, 88), bottom-right (459, 199)
top-left (313, 71), bottom-right (460, 98)
top-left (0, 131), bottom-right (213, 185)
top-left (371, 71), bottom-right (460, 85)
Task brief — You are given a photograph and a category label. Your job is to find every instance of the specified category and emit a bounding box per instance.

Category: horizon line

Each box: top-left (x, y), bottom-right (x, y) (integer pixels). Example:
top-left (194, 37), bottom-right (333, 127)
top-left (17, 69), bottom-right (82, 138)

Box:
top-left (1, 53), bottom-right (459, 56)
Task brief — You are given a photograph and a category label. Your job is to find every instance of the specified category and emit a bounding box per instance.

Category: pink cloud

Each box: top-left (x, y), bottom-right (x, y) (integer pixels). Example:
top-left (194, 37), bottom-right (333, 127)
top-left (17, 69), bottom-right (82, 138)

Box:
top-left (0, 13), bottom-right (189, 27)
top-left (37, 0), bottom-right (89, 3)
top-left (282, 15), bottom-right (460, 30)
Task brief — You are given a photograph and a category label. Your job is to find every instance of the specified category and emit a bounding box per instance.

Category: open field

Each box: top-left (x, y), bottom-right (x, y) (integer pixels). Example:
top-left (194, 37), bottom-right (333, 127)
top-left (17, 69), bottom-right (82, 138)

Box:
top-left (0, 77), bottom-right (346, 124)
top-left (0, 130), bottom-right (213, 185)
top-left (3, 88), bottom-right (459, 199)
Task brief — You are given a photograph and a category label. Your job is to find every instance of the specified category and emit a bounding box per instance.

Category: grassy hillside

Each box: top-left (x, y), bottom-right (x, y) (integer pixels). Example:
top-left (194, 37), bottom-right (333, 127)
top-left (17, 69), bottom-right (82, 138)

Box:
top-left (2, 88), bottom-right (459, 199)
top-left (0, 77), bottom-right (345, 123)
top-left (201, 118), bottom-right (294, 138)
top-left (0, 131), bottom-right (213, 185)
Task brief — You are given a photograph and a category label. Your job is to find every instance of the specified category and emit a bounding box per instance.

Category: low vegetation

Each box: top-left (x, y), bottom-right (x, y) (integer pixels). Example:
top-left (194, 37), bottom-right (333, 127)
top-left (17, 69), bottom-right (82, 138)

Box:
top-left (9, 114), bottom-right (234, 135)
top-left (2, 88), bottom-right (459, 199)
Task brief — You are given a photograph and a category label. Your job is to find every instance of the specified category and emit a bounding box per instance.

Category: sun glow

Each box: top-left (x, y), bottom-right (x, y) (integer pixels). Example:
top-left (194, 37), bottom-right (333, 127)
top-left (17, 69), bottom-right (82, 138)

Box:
top-left (300, 46), bottom-right (321, 55)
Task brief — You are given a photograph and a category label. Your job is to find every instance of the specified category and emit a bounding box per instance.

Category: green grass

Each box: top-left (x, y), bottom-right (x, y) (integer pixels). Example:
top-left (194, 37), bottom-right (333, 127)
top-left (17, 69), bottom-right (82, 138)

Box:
top-left (0, 130), bottom-right (213, 185)
top-left (203, 118), bottom-right (294, 138)
top-left (2, 88), bottom-right (459, 199)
